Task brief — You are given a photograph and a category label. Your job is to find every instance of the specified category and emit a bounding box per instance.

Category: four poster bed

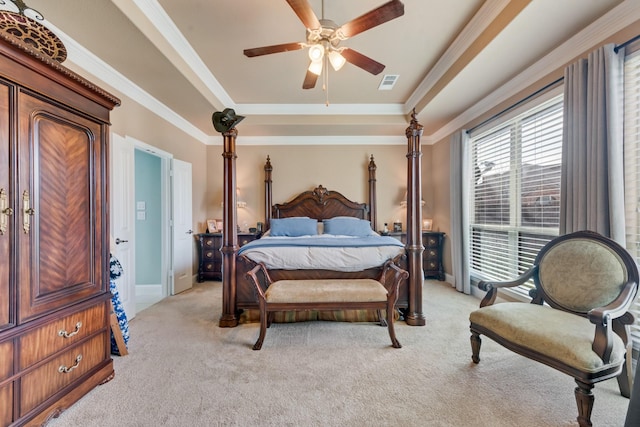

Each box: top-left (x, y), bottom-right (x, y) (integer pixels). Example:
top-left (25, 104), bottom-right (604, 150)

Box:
top-left (217, 113), bottom-right (426, 328)
top-left (234, 156), bottom-right (408, 322)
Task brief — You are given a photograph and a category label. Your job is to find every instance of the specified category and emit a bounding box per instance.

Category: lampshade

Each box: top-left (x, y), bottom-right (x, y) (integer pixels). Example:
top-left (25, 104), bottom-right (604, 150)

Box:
top-left (220, 188), bottom-right (246, 208)
top-left (308, 44), bottom-right (324, 61)
top-left (400, 191), bottom-right (425, 207)
top-left (328, 50), bottom-right (346, 71)
top-left (220, 200), bottom-right (246, 208)
top-left (308, 59), bottom-right (323, 76)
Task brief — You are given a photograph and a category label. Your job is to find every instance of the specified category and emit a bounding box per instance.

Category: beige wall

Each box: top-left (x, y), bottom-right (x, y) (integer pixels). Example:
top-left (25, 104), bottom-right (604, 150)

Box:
top-left (205, 143), bottom-right (427, 234)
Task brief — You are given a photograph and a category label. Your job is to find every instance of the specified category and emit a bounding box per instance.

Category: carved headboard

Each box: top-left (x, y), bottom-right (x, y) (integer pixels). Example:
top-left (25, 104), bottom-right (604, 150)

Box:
top-left (263, 155), bottom-right (378, 231)
top-left (272, 185), bottom-right (369, 222)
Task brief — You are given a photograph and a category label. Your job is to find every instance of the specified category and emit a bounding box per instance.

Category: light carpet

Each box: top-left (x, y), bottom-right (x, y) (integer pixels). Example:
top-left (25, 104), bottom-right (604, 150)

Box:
top-left (49, 280), bottom-right (629, 426)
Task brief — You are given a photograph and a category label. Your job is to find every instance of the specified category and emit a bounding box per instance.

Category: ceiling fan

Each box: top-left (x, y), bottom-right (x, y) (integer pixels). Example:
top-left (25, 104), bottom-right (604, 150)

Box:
top-left (243, 0), bottom-right (405, 90)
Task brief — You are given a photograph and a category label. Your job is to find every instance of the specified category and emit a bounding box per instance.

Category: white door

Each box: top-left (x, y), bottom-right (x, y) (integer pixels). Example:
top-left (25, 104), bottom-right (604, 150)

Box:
top-left (110, 133), bottom-right (136, 319)
top-left (171, 159), bottom-right (193, 294)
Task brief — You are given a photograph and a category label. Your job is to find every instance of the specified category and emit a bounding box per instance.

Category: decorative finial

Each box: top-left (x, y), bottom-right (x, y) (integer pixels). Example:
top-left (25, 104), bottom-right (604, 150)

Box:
top-left (212, 108), bottom-right (245, 133)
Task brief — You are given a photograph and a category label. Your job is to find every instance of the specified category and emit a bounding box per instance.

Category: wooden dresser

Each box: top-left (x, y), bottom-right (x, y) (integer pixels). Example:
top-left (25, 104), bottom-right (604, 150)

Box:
top-left (0, 35), bottom-right (119, 425)
top-left (196, 232), bottom-right (260, 281)
top-left (389, 231), bottom-right (445, 280)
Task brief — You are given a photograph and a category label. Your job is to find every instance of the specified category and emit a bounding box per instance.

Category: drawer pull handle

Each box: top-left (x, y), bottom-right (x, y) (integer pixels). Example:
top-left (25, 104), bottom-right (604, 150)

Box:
top-left (58, 354), bottom-right (82, 374)
top-left (22, 190), bottom-right (35, 234)
top-left (58, 321), bottom-right (82, 338)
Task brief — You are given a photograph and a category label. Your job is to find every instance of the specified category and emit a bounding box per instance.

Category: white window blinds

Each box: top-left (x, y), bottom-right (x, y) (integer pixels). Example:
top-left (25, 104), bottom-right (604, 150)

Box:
top-left (623, 48), bottom-right (640, 348)
top-left (469, 97), bottom-right (563, 299)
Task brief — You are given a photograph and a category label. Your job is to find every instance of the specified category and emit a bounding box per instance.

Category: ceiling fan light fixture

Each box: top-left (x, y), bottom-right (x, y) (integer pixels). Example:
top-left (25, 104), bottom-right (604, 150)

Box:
top-left (308, 44), bottom-right (324, 62)
top-left (328, 50), bottom-right (346, 71)
top-left (308, 59), bottom-right (323, 76)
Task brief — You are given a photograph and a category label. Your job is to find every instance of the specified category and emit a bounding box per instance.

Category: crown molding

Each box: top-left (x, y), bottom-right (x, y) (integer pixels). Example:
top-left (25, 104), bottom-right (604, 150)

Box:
top-left (405, 0), bottom-right (511, 112)
top-left (428, 0), bottom-right (639, 143)
top-left (234, 135), bottom-right (406, 146)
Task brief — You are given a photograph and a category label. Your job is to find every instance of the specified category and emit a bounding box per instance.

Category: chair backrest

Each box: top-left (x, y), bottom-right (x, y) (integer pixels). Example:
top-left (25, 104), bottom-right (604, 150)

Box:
top-left (534, 230), bottom-right (639, 315)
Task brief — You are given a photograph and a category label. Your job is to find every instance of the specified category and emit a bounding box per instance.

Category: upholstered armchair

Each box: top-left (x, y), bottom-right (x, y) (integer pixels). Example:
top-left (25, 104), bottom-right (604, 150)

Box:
top-left (469, 230), bottom-right (638, 427)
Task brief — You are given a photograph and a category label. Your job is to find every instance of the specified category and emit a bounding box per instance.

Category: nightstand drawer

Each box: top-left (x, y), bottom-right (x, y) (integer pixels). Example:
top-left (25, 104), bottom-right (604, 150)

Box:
top-left (202, 248), bottom-right (219, 260)
top-left (203, 261), bottom-right (221, 273)
top-left (20, 332), bottom-right (107, 416)
top-left (424, 236), bottom-right (440, 248)
top-left (202, 238), bottom-right (217, 248)
top-left (424, 248), bottom-right (438, 259)
top-left (19, 302), bottom-right (107, 370)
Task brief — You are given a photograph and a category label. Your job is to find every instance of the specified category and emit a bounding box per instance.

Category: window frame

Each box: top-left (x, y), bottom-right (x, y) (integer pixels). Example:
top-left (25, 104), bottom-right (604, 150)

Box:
top-left (468, 95), bottom-right (563, 300)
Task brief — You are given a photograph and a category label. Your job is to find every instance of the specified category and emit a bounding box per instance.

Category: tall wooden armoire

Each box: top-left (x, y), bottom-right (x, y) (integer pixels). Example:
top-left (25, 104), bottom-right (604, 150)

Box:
top-left (0, 30), bottom-right (120, 425)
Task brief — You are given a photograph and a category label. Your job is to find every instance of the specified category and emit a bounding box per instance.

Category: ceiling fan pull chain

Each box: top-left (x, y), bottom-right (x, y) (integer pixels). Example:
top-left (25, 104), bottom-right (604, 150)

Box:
top-left (324, 56), bottom-right (329, 106)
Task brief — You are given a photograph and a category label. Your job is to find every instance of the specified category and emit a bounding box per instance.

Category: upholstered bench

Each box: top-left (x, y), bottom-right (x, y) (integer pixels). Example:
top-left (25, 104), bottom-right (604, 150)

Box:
top-left (246, 260), bottom-right (409, 350)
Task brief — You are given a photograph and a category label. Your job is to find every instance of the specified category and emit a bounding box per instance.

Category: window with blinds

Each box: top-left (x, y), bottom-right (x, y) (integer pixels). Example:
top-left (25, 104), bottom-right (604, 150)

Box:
top-left (623, 48), bottom-right (640, 349)
top-left (469, 96), bottom-right (563, 299)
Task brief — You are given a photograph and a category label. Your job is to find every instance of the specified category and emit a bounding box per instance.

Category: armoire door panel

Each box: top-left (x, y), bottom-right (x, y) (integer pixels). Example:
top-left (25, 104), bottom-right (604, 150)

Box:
top-left (16, 92), bottom-right (105, 323)
top-left (0, 81), bottom-right (11, 331)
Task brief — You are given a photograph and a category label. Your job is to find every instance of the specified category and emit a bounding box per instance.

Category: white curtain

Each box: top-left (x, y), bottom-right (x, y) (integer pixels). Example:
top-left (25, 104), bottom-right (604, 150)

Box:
top-left (449, 130), bottom-right (471, 294)
top-left (560, 44), bottom-right (626, 244)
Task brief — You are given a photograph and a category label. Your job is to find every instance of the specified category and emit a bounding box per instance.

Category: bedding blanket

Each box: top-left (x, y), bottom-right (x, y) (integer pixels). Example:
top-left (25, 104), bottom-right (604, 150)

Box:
top-left (238, 235), bottom-right (405, 272)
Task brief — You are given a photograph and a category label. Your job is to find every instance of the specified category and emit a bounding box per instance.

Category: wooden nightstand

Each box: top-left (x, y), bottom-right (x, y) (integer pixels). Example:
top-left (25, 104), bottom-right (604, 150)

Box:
top-left (387, 231), bottom-right (445, 280)
top-left (196, 232), bottom-right (260, 281)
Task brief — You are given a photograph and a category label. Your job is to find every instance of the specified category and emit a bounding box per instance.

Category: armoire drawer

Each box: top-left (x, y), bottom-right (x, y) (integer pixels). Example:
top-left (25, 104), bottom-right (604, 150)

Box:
top-left (0, 382), bottom-right (12, 426)
top-left (20, 332), bottom-right (107, 416)
top-left (19, 302), bottom-right (107, 370)
top-left (0, 340), bottom-right (12, 381)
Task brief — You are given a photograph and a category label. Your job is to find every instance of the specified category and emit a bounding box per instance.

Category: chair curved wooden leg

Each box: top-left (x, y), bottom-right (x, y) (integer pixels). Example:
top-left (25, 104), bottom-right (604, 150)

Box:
top-left (617, 351), bottom-right (632, 398)
top-left (470, 331), bottom-right (481, 363)
top-left (574, 380), bottom-right (594, 427)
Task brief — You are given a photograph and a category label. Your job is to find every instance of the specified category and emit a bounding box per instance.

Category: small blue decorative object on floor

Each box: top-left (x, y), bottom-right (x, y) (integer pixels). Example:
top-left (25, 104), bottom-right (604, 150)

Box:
top-left (109, 254), bottom-right (129, 355)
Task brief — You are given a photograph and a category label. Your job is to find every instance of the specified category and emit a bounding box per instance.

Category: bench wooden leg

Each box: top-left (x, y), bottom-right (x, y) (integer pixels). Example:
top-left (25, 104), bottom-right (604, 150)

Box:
top-left (253, 302), bottom-right (268, 350)
top-left (377, 309), bottom-right (387, 327)
top-left (386, 300), bottom-right (401, 348)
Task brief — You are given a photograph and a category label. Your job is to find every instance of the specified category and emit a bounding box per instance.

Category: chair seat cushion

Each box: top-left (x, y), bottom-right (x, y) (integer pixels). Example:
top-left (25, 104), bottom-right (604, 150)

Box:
top-left (470, 303), bottom-right (625, 373)
top-left (265, 279), bottom-right (388, 304)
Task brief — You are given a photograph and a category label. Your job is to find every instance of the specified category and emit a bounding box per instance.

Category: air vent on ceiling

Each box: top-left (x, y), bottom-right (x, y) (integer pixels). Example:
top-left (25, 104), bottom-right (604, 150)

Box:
top-left (378, 74), bottom-right (399, 90)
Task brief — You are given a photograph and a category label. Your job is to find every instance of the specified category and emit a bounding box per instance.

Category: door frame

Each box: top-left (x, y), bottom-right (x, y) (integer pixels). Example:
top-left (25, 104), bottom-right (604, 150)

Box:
top-left (129, 136), bottom-right (173, 300)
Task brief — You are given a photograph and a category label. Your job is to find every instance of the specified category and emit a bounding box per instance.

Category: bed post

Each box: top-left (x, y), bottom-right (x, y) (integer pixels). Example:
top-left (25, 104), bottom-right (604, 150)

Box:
top-left (368, 155), bottom-right (377, 231)
top-left (220, 131), bottom-right (239, 327)
top-left (264, 156), bottom-right (273, 229)
top-left (405, 109), bottom-right (426, 326)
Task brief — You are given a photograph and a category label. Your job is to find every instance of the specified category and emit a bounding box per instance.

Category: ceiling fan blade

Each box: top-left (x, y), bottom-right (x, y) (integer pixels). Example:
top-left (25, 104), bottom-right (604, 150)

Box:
top-left (338, 0), bottom-right (405, 39)
top-left (243, 42), bottom-right (304, 57)
top-left (286, 0), bottom-right (321, 30)
top-left (303, 68), bottom-right (318, 89)
top-left (341, 48), bottom-right (385, 75)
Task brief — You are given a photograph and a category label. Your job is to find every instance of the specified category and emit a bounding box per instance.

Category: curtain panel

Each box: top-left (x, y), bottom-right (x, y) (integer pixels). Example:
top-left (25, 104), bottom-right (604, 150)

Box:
top-left (560, 44), bottom-right (626, 244)
top-left (449, 130), bottom-right (471, 294)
